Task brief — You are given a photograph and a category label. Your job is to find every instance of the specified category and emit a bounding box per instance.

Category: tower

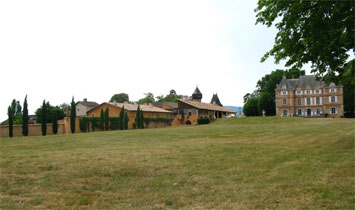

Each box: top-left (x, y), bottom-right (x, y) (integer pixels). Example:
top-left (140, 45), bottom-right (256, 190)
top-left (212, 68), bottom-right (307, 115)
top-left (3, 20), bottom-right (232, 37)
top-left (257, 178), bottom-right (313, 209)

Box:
top-left (210, 93), bottom-right (223, 106)
top-left (192, 87), bottom-right (202, 102)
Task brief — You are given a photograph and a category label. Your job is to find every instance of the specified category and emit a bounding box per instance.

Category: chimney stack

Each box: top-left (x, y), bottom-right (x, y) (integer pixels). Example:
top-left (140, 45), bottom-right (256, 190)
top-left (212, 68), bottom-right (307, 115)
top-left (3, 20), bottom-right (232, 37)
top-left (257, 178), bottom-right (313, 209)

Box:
top-left (83, 98), bottom-right (87, 102)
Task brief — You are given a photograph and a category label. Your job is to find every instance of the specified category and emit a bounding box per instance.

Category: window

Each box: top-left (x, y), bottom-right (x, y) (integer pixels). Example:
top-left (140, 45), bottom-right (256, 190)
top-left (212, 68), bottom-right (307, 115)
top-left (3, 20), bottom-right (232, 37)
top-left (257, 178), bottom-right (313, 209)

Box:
top-left (77, 108), bottom-right (79, 111)
top-left (316, 97), bottom-right (320, 105)
top-left (281, 91), bottom-right (288, 95)
top-left (188, 112), bottom-right (192, 116)
top-left (296, 90), bottom-right (302, 95)
top-left (331, 96), bottom-right (336, 103)
top-left (297, 98), bottom-right (302, 105)
top-left (306, 90), bottom-right (312, 94)
top-left (297, 109), bottom-right (302, 116)
top-left (331, 108), bottom-right (336, 114)
top-left (283, 110), bottom-right (288, 116)
top-left (283, 98), bottom-right (287, 105)
top-left (306, 98), bottom-right (311, 105)
top-left (330, 88), bottom-right (336, 93)
top-left (316, 108), bottom-right (321, 115)
top-left (315, 89), bottom-right (321, 94)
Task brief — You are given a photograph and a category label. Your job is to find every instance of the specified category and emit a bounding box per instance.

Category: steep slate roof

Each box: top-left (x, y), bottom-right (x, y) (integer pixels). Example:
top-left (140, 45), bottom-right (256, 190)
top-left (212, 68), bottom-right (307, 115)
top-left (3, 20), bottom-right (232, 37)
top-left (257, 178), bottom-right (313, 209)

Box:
top-left (193, 87), bottom-right (202, 95)
top-left (210, 94), bottom-right (223, 106)
top-left (192, 87), bottom-right (203, 99)
top-left (95, 102), bottom-right (172, 113)
top-left (178, 99), bottom-right (235, 113)
top-left (276, 75), bottom-right (342, 90)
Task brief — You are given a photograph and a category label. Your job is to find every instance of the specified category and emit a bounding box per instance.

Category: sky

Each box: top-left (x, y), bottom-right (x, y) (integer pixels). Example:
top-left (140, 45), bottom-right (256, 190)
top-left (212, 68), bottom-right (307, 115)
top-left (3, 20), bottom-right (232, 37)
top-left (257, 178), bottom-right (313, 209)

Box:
top-left (0, 0), bottom-right (307, 122)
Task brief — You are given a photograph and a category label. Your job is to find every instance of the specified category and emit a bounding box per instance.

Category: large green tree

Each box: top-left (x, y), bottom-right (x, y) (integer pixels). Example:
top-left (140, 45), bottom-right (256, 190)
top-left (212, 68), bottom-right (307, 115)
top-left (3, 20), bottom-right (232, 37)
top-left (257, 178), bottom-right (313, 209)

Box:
top-left (255, 1), bottom-right (354, 81)
top-left (258, 92), bottom-right (275, 116)
top-left (137, 93), bottom-right (155, 104)
top-left (110, 93), bottom-right (129, 103)
top-left (243, 98), bottom-right (260, 117)
top-left (7, 106), bottom-right (13, 138)
top-left (35, 103), bottom-right (66, 124)
top-left (70, 97), bottom-right (76, 134)
top-left (22, 95), bottom-right (28, 136)
top-left (340, 59), bottom-right (354, 118)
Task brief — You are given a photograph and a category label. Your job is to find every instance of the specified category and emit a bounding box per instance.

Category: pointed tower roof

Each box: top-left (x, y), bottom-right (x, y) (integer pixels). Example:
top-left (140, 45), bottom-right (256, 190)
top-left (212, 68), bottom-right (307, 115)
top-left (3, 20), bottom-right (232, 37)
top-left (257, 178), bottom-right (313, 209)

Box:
top-left (192, 87), bottom-right (202, 100)
top-left (210, 94), bottom-right (223, 106)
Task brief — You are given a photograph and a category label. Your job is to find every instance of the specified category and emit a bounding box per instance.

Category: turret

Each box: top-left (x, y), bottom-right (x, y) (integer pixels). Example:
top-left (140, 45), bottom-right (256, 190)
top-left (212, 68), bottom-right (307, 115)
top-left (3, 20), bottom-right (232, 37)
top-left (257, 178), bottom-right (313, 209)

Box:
top-left (192, 87), bottom-right (202, 102)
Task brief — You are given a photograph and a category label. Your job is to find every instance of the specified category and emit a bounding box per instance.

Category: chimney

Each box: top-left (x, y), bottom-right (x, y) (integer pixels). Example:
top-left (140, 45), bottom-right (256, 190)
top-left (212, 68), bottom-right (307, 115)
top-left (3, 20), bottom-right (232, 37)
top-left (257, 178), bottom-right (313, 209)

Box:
top-left (183, 95), bottom-right (188, 100)
top-left (83, 98), bottom-right (87, 102)
top-left (113, 100), bottom-right (118, 104)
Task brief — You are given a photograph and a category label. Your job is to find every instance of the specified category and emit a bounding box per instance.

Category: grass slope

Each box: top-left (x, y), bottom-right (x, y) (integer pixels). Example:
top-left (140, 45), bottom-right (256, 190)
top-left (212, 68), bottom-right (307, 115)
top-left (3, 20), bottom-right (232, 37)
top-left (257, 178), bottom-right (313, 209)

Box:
top-left (0, 117), bottom-right (354, 209)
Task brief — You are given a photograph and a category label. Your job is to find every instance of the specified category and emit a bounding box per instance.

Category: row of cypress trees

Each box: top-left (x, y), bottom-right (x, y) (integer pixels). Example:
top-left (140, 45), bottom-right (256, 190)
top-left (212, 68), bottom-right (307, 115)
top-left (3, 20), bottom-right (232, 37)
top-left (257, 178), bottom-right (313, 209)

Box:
top-left (98, 106), bottom-right (129, 131)
top-left (7, 96), bottom-right (77, 137)
top-left (7, 95), bottom-right (29, 138)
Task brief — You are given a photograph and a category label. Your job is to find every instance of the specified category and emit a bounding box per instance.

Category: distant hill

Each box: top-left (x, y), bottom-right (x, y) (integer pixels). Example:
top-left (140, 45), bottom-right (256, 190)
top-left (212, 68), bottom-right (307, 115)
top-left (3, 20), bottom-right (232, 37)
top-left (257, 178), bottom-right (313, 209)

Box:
top-left (224, 106), bottom-right (244, 117)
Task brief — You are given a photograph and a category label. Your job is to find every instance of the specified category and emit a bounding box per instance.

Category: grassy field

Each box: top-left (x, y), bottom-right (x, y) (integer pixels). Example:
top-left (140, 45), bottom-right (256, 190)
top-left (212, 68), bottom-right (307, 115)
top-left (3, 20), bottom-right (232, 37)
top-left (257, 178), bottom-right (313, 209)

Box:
top-left (0, 117), bottom-right (354, 209)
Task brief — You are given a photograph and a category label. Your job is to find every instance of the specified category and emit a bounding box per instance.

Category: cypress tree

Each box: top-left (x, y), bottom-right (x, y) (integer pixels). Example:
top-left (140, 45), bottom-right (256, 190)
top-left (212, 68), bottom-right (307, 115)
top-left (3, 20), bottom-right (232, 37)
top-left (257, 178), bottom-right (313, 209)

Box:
top-left (104, 107), bottom-right (109, 130)
top-left (124, 112), bottom-right (129, 130)
top-left (140, 108), bottom-right (144, 129)
top-left (119, 106), bottom-right (125, 130)
top-left (41, 100), bottom-right (47, 136)
top-left (8, 106), bottom-right (13, 138)
top-left (22, 95), bottom-right (28, 136)
top-left (52, 111), bottom-right (58, 134)
top-left (136, 106), bottom-right (141, 129)
top-left (70, 97), bottom-right (76, 134)
top-left (100, 108), bottom-right (104, 130)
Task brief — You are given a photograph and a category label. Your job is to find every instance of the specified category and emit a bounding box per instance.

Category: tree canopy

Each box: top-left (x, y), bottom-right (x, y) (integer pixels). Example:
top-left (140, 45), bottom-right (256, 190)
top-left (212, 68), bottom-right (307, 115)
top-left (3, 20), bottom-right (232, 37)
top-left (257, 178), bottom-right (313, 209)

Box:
top-left (137, 93), bottom-right (155, 104)
top-left (156, 89), bottom-right (182, 102)
top-left (35, 102), bottom-right (66, 124)
top-left (110, 93), bottom-right (129, 103)
top-left (243, 98), bottom-right (260, 117)
top-left (255, 1), bottom-right (354, 81)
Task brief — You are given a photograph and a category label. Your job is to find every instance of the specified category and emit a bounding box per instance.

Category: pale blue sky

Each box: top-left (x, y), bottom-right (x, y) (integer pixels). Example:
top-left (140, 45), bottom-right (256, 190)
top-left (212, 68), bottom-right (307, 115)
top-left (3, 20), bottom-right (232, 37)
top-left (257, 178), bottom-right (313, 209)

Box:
top-left (0, 0), bottom-right (308, 121)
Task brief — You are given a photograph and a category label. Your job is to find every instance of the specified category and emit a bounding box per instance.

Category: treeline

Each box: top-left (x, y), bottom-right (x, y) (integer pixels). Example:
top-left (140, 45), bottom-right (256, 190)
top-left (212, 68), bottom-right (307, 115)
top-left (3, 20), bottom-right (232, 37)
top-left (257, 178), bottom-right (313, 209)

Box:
top-left (6, 96), bottom-right (77, 137)
top-left (7, 96), bottom-right (29, 138)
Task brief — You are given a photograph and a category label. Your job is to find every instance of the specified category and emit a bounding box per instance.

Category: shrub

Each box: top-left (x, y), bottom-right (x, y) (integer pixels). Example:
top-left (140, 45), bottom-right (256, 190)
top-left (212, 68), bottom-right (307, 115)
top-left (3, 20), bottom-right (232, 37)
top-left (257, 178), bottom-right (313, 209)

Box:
top-left (198, 117), bottom-right (210, 125)
top-left (109, 117), bottom-right (120, 130)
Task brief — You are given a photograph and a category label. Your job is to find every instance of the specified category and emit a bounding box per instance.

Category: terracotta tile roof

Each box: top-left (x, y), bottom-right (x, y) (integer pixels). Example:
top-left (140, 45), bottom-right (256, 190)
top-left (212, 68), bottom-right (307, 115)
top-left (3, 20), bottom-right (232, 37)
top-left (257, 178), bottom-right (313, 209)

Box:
top-left (76, 101), bottom-right (99, 107)
top-left (152, 102), bottom-right (178, 109)
top-left (177, 99), bottom-right (235, 113)
top-left (108, 102), bottom-right (172, 113)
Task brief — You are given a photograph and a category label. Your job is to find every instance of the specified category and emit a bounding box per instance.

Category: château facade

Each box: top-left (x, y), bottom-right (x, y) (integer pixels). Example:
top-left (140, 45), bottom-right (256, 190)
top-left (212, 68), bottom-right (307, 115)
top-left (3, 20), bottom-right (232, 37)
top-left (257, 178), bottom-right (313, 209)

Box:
top-left (275, 75), bottom-right (344, 117)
